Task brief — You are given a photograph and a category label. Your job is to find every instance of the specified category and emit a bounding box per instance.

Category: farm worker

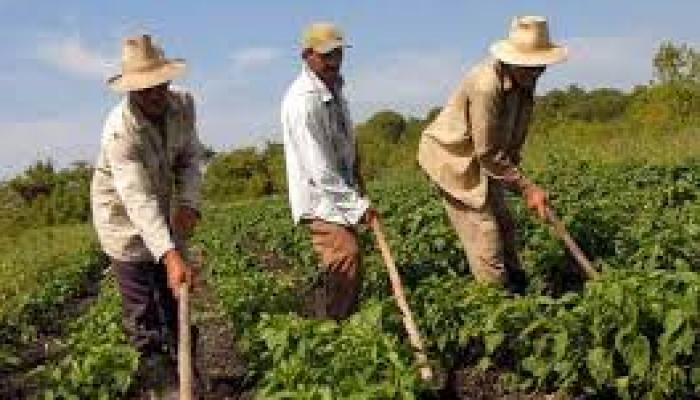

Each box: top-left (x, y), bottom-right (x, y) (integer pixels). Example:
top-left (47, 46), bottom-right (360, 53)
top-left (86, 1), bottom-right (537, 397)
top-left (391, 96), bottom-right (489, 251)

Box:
top-left (418, 16), bottom-right (568, 291)
top-left (281, 22), bottom-right (378, 320)
top-left (91, 34), bottom-right (203, 398)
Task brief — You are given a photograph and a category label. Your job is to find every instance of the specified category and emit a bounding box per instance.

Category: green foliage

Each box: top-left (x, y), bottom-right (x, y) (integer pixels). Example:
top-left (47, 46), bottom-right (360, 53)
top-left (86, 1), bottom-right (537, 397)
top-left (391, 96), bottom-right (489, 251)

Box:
top-left (0, 160), bottom-right (92, 236)
top-left (360, 110), bottom-right (407, 143)
top-left (533, 85), bottom-right (630, 125)
top-left (38, 279), bottom-right (139, 400)
top-left (626, 82), bottom-right (700, 127)
top-left (355, 110), bottom-right (429, 181)
top-left (0, 226), bottom-right (104, 372)
top-left (196, 158), bottom-right (700, 398)
top-left (250, 302), bottom-right (425, 399)
top-left (202, 143), bottom-right (287, 202)
top-left (653, 41), bottom-right (700, 83)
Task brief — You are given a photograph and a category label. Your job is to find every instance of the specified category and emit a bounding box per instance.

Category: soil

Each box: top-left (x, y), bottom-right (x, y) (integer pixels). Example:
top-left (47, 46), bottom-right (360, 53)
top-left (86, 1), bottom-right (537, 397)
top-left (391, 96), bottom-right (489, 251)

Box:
top-left (128, 279), bottom-right (252, 400)
top-left (438, 367), bottom-right (559, 400)
top-left (190, 282), bottom-right (252, 400)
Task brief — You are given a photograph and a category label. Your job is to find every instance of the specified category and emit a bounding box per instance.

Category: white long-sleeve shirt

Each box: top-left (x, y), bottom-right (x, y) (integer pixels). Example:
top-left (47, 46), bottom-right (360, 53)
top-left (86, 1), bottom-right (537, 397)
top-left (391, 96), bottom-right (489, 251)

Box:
top-left (281, 64), bottom-right (369, 226)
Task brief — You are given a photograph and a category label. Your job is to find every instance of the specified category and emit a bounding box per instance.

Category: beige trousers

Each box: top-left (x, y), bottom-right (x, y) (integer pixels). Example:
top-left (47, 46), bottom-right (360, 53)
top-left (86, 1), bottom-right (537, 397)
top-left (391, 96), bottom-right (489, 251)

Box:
top-left (442, 184), bottom-right (523, 286)
top-left (306, 219), bottom-right (361, 320)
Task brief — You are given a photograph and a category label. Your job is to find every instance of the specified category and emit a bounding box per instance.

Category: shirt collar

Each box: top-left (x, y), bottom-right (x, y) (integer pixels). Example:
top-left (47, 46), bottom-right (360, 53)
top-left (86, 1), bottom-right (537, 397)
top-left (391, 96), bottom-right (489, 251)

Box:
top-left (299, 62), bottom-right (343, 103)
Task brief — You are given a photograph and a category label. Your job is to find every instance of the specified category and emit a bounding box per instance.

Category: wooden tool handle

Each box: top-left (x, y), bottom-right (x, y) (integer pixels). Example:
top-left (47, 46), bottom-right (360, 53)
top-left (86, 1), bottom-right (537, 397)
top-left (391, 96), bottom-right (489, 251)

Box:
top-left (544, 207), bottom-right (600, 280)
top-left (178, 281), bottom-right (192, 400)
top-left (370, 218), bottom-right (433, 381)
top-left (178, 246), bottom-right (201, 400)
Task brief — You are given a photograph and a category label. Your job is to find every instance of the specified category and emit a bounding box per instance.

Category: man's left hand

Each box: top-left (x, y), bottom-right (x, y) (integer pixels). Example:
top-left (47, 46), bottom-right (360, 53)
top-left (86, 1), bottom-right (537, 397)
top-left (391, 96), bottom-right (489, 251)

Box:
top-left (361, 206), bottom-right (379, 227)
top-left (523, 184), bottom-right (549, 220)
top-left (171, 206), bottom-right (199, 235)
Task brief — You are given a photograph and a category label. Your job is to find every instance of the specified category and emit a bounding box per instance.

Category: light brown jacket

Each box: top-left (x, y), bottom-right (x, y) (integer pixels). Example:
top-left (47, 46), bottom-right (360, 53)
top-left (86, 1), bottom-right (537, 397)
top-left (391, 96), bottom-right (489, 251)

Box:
top-left (91, 89), bottom-right (202, 262)
top-left (418, 58), bottom-right (534, 209)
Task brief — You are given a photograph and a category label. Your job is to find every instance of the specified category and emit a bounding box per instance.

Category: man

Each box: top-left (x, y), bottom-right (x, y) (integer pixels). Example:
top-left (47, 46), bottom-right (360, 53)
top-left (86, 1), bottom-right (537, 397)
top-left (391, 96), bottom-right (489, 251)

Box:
top-left (281, 22), bottom-right (376, 320)
top-left (418, 16), bottom-right (568, 290)
top-left (91, 34), bottom-right (202, 397)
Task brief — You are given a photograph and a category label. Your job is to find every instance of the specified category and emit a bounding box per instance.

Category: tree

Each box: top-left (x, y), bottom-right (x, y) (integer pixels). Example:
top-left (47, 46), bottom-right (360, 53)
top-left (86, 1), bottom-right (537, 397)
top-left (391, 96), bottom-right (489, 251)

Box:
top-left (653, 42), bottom-right (700, 83)
top-left (262, 142), bottom-right (287, 194)
top-left (359, 110), bottom-right (406, 143)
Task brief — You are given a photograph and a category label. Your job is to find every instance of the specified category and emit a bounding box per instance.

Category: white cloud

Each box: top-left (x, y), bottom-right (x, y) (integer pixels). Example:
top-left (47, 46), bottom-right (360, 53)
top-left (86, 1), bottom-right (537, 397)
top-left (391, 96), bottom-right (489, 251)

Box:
top-left (35, 35), bottom-right (115, 79)
top-left (348, 49), bottom-right (469, 119)
top-left (540, 35), bottom-right (660, 91)
top-left (230, 47), bottom-right (282, 70)
top-left (347, 35), bottom-right (679, 116)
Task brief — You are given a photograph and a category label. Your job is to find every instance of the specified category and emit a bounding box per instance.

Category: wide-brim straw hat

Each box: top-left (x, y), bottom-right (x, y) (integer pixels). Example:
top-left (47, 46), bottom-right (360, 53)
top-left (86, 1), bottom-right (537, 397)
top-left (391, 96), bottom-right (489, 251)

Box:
top-left (107, 34), bottom-right (186, 92)
top-left (489, 16), bottom-right (567, 66)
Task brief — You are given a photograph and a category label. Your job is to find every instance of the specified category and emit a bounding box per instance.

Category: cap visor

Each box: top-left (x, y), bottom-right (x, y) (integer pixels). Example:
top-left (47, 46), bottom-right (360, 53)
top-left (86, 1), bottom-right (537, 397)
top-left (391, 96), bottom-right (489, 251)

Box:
top-left (314, 40), bottom-right (351, 54)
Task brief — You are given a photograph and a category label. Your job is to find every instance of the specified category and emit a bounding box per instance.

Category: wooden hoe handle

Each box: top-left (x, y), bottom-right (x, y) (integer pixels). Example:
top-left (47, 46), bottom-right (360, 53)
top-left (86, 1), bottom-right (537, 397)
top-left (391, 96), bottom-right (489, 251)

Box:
top-left (178, 246), bottom-right (201, 400)
top-left (178, 282), bottom-right (193, 400)
top-left (370, 218), bottom-right (434, 381)
top-left (544, 207), bottom-right (600, 280)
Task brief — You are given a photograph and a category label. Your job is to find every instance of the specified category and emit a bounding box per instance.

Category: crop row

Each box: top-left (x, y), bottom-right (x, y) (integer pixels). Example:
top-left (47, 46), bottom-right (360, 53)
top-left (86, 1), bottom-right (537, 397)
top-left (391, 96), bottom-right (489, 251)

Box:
top-left (199, 160), bottom-right (700, 398)
top-left (0, 226), bottom-right (105, 373)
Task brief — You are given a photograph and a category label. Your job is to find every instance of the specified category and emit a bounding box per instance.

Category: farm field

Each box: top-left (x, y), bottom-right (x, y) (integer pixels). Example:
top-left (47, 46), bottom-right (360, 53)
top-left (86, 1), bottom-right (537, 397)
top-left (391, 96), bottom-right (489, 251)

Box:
top-left (196, 158), bottom-right (699, 399)
top-left (2, 157), bottom-right (698, 399)
top-left (0, 226), bottom-right (105, 398)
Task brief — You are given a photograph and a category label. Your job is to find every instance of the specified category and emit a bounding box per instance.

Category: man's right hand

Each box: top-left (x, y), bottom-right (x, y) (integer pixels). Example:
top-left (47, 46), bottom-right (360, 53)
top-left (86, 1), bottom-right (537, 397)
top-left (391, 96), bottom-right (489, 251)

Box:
top-left (163, 249), bottom-right (192, 297)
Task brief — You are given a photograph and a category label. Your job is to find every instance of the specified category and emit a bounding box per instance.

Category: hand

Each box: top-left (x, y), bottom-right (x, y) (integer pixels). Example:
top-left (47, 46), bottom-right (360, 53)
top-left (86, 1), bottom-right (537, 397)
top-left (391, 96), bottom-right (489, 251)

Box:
top-left (163, 249), bottom-right (195, 297)
top-left (361, 207), bottom-right (379, 226)
top-left (523, 184), bottom-right (549, 220)
top-left (171, 206), bottom-right (199, 236)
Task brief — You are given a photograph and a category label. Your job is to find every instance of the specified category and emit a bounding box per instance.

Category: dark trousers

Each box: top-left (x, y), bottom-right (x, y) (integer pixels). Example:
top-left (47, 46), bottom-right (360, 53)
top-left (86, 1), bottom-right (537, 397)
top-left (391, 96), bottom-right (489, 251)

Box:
top-left (112, 259), bottom-right (178, 356)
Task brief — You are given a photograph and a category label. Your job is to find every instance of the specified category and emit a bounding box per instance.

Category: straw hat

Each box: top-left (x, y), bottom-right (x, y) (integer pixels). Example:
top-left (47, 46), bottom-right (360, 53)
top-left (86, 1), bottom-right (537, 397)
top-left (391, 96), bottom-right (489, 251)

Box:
top-left (489, 16), bottom-right (567, 66)
top-left (107, 34), bottom-right (186, 92)
top-left (301, 22), bottom-right (350, 54)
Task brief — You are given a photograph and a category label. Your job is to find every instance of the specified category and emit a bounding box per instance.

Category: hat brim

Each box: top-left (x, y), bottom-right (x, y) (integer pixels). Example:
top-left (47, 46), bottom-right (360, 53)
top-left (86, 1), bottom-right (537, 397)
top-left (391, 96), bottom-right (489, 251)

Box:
top-left (107, 59), bottom-right (186, 92)
top-left (313, 40), bottom-right (352, 54)
top-left (489, 41), bottom-right (568, 66)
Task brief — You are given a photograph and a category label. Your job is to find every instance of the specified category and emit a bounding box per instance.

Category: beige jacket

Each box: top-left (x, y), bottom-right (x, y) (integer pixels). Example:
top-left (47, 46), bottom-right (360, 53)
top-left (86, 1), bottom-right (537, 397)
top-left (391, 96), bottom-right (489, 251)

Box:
top-left (91, 89), bottom-right (202, 262)
top-left (418, 58), bottom-right (534, 209)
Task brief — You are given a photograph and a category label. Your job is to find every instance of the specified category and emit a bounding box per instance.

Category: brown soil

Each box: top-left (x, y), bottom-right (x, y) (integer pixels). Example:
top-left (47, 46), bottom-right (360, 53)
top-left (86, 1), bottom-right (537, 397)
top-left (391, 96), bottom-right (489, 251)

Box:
top-left (191, 282), bottom-right (251, 400)
top-left (128, 279), bottom-right (252, 400)
top-left (438, 367), bottom-right (561, 400)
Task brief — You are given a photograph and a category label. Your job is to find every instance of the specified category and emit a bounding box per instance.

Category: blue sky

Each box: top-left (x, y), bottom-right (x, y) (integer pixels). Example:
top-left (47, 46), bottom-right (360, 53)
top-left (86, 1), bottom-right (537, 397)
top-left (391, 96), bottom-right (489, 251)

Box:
top-left (0, 1), bottom-right (698, 178)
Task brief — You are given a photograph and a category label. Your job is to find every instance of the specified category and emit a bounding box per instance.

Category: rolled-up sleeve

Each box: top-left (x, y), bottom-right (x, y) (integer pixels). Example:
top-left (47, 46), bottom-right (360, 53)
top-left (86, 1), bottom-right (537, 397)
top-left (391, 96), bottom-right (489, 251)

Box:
top-left (470, 87), bottom-right (532, 192)
top-left (290, 99), bottom-right (369, 225)
top-left (106, 130), bottom-right (175, 260)
top-left (172, 94), bottom-right (203, 211)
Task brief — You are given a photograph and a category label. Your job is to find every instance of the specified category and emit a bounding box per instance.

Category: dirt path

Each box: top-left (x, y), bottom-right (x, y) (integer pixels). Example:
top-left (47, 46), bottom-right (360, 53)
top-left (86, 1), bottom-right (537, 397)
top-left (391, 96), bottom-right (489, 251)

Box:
top-left (128, 280), bottom-right (251, 400)
top-left (440, 368), bottom-right (555, 400)
top-left (191, 282), bottom-right (251, 400)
